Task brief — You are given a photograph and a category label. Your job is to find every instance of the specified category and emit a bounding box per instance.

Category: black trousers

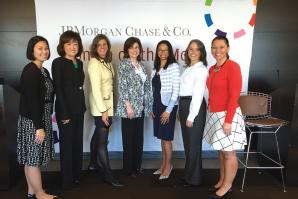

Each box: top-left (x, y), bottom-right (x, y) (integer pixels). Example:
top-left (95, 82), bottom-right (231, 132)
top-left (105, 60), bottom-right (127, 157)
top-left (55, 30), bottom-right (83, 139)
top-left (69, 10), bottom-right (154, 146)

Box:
top-left (89, 116), bottom-right (114, 180)
top-left (57, 113), bottom-right (84, 189)
top-left (179, 98), bottom-right (206, 185)
top-left (121, 116), bottom-right (144, 174)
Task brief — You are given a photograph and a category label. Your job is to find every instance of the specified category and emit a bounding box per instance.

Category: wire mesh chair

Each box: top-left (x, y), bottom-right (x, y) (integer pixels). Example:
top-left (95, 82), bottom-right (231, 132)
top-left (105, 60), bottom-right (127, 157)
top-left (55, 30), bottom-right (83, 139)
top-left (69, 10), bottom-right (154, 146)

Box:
top-left (238, 92), bottom-right (288, 192)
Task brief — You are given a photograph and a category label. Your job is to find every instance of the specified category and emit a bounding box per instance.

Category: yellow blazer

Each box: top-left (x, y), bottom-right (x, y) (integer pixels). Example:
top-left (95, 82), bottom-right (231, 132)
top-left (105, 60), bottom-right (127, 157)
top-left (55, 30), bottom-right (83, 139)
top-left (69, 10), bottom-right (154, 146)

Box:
top-left (88, 58), bottom-right (114, 116)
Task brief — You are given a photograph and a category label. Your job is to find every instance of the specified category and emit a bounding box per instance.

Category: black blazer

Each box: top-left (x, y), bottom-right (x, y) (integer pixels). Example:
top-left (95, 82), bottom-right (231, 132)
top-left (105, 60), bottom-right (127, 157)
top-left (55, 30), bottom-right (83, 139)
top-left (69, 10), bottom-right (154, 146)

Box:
top-left (51, 57), bottom-right (86, 120)
top-left (19, 62), bottom-right (54, 129)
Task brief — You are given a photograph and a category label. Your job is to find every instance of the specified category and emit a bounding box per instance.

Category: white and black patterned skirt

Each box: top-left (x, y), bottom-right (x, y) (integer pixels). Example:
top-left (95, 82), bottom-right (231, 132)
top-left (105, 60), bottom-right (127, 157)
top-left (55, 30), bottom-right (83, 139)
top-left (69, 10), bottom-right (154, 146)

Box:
top-left (203, 107), bottom-right (247, 151)
top-left (17, 103), bottom-right (54, 166)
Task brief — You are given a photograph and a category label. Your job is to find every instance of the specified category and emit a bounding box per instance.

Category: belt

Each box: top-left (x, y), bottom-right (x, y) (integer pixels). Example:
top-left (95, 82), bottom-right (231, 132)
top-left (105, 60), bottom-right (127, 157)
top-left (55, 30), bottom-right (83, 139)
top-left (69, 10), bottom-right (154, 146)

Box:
top-left (180, 96), bottom-right (192, 100)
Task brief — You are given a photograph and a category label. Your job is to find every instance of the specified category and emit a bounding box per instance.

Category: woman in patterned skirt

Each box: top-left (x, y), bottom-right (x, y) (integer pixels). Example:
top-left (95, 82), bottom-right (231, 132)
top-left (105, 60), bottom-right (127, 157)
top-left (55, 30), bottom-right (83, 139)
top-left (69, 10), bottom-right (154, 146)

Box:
top-left (17, 36), bottom-right (57, 199)
top-left (203, 36), bottom-right (246, 199)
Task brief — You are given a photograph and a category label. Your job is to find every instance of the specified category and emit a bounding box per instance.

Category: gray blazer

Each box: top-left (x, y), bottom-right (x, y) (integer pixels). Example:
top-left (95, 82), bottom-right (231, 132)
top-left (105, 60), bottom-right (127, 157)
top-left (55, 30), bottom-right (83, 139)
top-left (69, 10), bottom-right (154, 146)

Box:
top-left (116, 58), bottom-right (152, 118)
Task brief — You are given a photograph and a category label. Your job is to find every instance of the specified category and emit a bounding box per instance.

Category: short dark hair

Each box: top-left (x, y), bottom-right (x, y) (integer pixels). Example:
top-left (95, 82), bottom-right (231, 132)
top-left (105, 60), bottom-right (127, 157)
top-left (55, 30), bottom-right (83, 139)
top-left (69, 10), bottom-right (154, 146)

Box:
top-left (154, 40), bottom-right (177, 71)
top-left (184, 39), bottom-right (207, 67)
top-left (57, 30), bottom-right (83, 57)
top-left (123, 37), bottom-right (143, 62)
top-left (90, 34), bottom-right (112, 62)
top-left (211, 35), bottom-right (230, 59)
top-left (26, 36), bottom-right (50, 61)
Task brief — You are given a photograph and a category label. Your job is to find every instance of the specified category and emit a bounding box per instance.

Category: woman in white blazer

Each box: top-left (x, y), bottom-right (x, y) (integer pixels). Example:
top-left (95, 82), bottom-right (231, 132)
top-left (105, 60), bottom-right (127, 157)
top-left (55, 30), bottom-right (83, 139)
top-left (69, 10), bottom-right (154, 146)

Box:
top-left (87, 34), bottom-right (123, 187)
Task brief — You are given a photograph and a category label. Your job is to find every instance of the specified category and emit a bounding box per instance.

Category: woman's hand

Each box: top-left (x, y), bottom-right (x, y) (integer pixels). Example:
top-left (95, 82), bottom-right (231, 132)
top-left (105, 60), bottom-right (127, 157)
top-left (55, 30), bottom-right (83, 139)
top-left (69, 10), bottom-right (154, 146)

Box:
top-left (35, 129), bottom-right (45, 144)
top-left (186, 120), bottom-right (193, 127)
top-left (101, 111), bottom-right (110, 126)
top-left (149, 112), bottom-right (155, 119)
top-left (223, 122), bottom-right (232, 135)
top-left (125, 102), bottom-right (134, 119)
top-left (160, 112), bottom-right (170, 124)
top-left (61, 119), bottom-right (70, 125)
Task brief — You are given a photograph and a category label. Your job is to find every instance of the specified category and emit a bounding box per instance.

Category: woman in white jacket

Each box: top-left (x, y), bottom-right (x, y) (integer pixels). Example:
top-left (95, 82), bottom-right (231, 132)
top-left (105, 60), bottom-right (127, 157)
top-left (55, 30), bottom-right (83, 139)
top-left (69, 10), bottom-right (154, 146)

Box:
top-left (87, 34), bottom-right (123, 187)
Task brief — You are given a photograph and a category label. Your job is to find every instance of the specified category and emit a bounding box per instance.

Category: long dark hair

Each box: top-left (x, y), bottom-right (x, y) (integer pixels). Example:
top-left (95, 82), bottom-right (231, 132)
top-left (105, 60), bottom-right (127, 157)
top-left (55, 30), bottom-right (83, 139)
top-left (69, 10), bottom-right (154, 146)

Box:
top-left (153, 40), bottom-right (177, 71)
top-left (184, 39), bottom-right (207, 67)
top-left (211, 35), bottom-right (230, 59)
top-left (90, 34), bottom-right (112, 62)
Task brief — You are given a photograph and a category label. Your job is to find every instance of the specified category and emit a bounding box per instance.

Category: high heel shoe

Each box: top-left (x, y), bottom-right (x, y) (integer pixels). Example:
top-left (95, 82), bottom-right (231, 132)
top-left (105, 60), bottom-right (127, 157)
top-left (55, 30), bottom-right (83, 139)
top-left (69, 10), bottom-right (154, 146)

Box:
top-left (208, 186), bottom-right (232, 193)
top-left (209, 188), bottom-right (232, 199)
top-left (209, 192), bottom-right (230, 199)
top-left (159, 165), bottom-right (173, 180)
top-left (26, 194), bottom-right (36, 199)
top-left (153, 168), bottom-right (162, 175)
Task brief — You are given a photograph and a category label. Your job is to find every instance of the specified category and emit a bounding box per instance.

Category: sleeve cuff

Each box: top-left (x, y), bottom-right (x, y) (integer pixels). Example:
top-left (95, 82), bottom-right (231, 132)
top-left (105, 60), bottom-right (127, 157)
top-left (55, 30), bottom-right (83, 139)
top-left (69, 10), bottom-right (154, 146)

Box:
top-left (187, 115), bottom-right (195, 122)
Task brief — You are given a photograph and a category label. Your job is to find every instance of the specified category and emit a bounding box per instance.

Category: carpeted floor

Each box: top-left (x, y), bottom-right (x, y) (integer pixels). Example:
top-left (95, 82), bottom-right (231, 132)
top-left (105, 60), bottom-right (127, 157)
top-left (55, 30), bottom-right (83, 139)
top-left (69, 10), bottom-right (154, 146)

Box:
top-left (1, 169), bottom-right (297, 199)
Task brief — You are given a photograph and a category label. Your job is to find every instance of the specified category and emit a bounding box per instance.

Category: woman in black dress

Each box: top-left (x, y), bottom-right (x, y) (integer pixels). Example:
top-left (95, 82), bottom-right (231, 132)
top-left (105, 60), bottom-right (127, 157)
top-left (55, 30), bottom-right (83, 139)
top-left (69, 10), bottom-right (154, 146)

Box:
top-left (17, 36), bottom-right (57, 199)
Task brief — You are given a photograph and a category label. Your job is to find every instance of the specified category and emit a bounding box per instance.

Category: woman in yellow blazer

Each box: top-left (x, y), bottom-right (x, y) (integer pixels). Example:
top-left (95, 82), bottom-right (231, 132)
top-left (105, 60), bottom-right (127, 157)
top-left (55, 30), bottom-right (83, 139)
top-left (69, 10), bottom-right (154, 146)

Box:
top-left (88, 34), bottom-right (123, 187)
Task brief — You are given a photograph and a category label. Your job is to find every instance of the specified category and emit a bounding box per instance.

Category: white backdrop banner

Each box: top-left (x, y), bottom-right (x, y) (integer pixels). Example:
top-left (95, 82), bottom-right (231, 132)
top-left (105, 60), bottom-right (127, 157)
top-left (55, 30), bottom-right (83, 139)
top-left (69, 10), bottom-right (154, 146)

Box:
top-left (35, 0), bottom-right (257, 152)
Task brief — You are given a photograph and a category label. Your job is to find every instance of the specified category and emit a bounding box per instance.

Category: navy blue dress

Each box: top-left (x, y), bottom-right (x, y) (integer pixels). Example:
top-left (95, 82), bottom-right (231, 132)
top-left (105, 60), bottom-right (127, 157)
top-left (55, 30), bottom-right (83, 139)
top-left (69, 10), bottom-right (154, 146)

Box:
top-left (152, 73), bottom-right (178, 141)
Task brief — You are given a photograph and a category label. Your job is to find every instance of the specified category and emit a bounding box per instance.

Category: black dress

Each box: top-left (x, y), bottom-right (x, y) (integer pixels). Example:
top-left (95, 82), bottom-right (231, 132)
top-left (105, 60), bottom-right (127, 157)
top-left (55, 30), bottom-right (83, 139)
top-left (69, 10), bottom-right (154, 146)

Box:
top-left (152, 73), bottom-right (178, 141)
top-left (17, 67), bottom-right (54, 166)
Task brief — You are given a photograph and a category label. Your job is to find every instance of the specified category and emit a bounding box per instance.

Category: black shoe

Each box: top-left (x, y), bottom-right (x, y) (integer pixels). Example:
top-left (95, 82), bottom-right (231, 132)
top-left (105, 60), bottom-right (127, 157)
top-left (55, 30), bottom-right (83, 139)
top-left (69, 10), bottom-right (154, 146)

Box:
top-left (174, 178), bottom-right (199, 187)
top-left (208, 186), bottom-right (233, 193)
top-left (27, 194), bottom-right (36, 199)
top-left (209, 189), bottom-right (232, 199)
top-left (104, 179), bottom-right (125, 187)
top-left (136, 168), bottom-right (144, 174)
top-left (131, 173), bottom-right (138, 178)
top-left (183, 183), bottom-right (201, 187)
top-left (123, 170), bottom-right (137, 178)
top-left (208, 186), bottom-right (219, 192)
top-left (72, 181), bottom-right (81, 191)
top-left (181, 179), bottom-right (201, 187)
top-left (88, 164), bottom-right (100, 171)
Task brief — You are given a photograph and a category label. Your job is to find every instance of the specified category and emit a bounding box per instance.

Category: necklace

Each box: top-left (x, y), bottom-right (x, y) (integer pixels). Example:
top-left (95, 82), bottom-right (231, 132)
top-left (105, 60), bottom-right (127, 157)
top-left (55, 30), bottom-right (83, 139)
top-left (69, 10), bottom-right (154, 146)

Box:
top-left (73, 63), bottom-right (78, 69)
top-left (214, 59), bottom-right (228, 73)
top-left (132, 61), bottom-right (140, 69)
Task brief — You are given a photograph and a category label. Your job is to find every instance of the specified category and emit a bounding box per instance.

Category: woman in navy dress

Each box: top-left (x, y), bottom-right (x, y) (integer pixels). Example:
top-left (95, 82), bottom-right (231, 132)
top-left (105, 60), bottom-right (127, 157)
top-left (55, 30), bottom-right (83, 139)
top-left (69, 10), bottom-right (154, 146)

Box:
top-left (151, 40), bottom-right (180, 179)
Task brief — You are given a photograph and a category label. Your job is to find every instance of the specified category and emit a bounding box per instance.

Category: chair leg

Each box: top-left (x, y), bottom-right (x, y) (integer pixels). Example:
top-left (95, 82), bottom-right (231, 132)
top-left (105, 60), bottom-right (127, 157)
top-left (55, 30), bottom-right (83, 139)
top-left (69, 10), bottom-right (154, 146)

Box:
top-left (274, 131), bottom-right (287, 192)
top-left (241, 129), bottom-right (253, 192)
